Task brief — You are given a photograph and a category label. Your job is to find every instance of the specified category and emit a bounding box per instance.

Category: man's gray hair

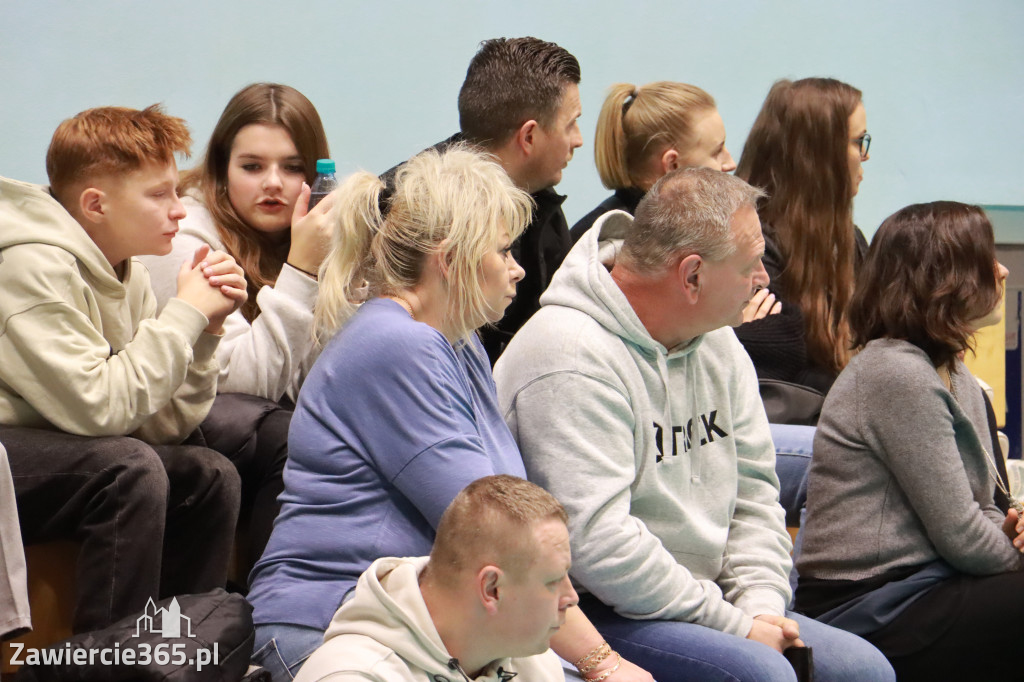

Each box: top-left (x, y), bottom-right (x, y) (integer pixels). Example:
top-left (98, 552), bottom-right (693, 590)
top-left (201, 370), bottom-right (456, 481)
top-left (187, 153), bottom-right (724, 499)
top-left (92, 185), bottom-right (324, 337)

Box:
top-left (623, 167), bottom-right (765, 273)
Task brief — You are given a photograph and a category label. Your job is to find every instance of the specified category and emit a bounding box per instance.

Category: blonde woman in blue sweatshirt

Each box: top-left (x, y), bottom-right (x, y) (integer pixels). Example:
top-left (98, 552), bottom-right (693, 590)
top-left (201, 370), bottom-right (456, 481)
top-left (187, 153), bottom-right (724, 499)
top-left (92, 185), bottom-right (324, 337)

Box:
top-left (247, 146), bottom-right (653, 682)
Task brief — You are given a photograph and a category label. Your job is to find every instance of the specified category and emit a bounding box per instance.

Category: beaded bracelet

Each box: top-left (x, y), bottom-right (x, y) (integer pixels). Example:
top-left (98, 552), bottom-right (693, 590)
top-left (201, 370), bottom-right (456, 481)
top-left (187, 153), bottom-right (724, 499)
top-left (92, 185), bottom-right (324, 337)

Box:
top-left (584, 653), bottom-right (622, 682)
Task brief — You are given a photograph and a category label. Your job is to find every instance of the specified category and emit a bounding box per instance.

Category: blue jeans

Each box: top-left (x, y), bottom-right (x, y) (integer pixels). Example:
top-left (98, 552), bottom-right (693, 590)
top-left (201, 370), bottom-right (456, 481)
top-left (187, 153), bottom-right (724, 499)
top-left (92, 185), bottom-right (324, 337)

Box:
top-left (770, 424), bottom-right (815, 528)
top-left (582, 596), bottom-right (894, 682)
top-left (252, 623), bottom-right (325, 682)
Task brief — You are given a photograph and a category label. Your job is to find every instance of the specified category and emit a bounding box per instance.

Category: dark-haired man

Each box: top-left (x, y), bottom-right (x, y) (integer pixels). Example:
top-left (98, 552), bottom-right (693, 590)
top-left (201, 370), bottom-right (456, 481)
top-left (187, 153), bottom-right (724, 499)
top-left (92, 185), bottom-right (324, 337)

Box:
top-left (382, 36), bottom-right (583, 363)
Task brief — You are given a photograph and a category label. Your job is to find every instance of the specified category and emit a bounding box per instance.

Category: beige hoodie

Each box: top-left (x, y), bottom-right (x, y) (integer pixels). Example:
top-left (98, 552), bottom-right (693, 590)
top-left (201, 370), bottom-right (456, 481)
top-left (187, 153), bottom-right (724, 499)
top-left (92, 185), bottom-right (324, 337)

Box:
top-left (294, 557), bottom-right (565, 682)
top-left (0, 177), bottom-right (220, 444)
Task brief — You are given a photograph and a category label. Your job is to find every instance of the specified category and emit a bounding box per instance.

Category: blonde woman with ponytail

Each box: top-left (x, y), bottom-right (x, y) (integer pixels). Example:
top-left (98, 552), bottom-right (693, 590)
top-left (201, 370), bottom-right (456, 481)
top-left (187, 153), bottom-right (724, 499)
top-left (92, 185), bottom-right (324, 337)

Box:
top-left (245, 145), bottom-right (536, 680)
top-left (247, 145), bottom-right (654, 682)
top-left (570, 81), bottom-right (736, 242)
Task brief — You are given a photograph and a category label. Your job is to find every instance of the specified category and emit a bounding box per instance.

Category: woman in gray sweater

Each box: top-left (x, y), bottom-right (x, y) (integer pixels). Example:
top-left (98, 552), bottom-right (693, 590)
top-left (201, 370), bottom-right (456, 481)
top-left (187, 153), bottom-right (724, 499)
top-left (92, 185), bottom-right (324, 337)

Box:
top-left (794, 201), bottom-right (1023, 681)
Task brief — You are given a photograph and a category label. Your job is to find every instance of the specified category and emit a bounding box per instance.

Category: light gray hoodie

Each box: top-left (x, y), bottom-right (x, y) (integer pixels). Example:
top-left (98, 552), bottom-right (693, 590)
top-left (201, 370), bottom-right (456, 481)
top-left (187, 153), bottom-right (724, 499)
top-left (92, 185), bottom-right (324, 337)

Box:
top-left (294, 557), bottom-right (564, 682)
top-left (494, 211), bottom-right (792, 638)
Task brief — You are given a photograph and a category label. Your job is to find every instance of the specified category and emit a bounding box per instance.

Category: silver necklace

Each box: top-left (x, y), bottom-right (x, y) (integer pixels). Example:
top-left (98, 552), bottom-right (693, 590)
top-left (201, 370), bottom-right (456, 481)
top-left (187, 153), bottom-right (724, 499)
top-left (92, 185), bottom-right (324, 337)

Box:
top-left (946, 367), bottom-right (1024, 516)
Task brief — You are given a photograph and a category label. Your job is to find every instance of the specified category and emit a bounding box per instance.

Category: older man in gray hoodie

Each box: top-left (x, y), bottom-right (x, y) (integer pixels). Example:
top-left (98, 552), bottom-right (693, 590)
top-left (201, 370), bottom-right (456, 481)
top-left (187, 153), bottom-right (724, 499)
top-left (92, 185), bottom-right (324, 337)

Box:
top-left (493, 167), bottom-right (894, 682)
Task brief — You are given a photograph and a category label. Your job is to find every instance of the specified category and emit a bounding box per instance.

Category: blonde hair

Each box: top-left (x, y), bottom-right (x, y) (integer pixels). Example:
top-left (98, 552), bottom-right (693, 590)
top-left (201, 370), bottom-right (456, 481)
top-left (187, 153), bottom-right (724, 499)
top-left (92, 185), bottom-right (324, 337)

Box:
top-left (595, 82), bottom-right (716, 191)
top-left (315, 145), bottom-right (533, 343)
top-left (426, 475), bottom-right (568, 587)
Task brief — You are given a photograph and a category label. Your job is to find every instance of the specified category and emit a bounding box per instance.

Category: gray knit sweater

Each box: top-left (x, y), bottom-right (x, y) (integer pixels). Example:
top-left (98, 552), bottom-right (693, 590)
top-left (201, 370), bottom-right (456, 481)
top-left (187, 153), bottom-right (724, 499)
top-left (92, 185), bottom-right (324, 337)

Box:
top-left (796, 338), bottom-right (1023, 581)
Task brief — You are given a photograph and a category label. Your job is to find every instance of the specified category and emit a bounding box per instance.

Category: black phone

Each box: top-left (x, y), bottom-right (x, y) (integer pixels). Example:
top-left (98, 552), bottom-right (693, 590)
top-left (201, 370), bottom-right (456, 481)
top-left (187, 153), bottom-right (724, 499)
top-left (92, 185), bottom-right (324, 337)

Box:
top-left (783, 646), bottom-right (814, 682)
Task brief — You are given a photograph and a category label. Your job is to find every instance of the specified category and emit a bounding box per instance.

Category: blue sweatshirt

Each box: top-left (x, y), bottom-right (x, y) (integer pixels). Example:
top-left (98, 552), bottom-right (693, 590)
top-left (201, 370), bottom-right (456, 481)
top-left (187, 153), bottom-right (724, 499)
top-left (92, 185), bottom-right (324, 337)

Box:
top-left (247, 298), bottom-right (526, 629)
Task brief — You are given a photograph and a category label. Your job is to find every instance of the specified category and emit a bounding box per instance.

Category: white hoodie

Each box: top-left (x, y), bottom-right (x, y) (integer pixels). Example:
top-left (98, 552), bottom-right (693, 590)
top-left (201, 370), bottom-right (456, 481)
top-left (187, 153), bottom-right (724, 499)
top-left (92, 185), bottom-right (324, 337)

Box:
top-left (294, 557), bottom-right (564, 682)
top-left (493, 211), bottom-right (792, 638)
top-left (138, 194), bottom-right (321, 403)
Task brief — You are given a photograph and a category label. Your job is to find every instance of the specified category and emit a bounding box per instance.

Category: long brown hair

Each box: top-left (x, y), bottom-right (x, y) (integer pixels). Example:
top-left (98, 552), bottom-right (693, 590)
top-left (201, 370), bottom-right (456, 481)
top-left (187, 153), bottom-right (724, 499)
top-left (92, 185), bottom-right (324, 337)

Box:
top-left (181, 83), bottom-right (329, 321)
top-left (737, 77), bottom-right (862, 374)
top-left (849, 202), bottom-right (1001, 372)
top-left (594, 82), bottom-right (716, 191)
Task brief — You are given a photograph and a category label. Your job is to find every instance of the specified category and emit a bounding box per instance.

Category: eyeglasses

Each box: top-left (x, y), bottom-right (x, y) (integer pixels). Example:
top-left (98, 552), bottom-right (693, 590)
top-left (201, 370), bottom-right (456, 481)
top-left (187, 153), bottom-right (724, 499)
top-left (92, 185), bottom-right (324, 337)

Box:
top-left (852, 132), bottom-right (871, 160)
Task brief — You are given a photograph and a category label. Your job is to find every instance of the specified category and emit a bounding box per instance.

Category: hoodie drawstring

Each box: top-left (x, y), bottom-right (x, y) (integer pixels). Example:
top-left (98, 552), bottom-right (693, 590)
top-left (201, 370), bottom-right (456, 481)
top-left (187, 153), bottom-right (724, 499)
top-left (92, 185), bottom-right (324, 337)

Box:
top-left (445, 658), bottom-right (472, 682)
top-left (687, 355), bottom-right (703, 482)
top-left (441, 658), bottom-right (518, 681)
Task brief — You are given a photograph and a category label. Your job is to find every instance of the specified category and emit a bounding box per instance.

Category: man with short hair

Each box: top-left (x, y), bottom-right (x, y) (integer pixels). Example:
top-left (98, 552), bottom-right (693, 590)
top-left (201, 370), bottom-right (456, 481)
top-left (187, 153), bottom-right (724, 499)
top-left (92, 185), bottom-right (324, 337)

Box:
top-left (0, 105), bottom-right (246, 632)
top-left (494, 168), bottom-right (895, 681)
top-left (294, 475), bottom-right (576, 682)
top-left (383, 36), bottom-right (583, 363)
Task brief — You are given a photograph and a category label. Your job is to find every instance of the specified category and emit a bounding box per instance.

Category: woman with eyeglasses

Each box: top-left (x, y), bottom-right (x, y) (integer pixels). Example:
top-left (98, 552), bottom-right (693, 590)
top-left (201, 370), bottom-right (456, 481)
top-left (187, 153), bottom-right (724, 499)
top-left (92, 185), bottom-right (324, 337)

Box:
top-left (734, 78), bottom-right (871, 401)
top-left (795, 201), bottom-right (1023, 681)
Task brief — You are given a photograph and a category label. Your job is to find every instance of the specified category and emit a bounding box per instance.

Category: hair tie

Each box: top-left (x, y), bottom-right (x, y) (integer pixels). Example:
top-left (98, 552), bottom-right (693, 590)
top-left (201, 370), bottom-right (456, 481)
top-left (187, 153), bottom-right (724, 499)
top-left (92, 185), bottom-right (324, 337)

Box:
top-left (622, 88), bottom-right (639, 115)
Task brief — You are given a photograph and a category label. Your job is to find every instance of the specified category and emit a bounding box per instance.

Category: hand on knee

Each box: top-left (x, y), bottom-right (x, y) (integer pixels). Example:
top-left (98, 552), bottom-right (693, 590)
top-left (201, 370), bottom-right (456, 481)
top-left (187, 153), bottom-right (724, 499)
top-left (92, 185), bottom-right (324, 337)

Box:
top-left (748, 615), bottom-right (805, 652)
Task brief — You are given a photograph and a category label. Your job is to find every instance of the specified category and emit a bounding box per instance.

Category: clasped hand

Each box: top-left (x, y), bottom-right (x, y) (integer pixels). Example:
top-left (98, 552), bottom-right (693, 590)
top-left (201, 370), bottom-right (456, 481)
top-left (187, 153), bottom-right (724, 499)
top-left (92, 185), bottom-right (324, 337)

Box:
top-left (175, 244), bottom-right (248, 334)
top-left (1001, 508), bottom-right (1024, 552)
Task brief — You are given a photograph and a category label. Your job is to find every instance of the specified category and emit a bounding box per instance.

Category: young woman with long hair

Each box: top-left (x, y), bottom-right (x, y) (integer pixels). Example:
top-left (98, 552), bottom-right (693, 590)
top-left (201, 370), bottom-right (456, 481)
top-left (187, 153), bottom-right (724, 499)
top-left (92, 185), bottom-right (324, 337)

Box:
top-left (143, 82), bottom-right (333, 402)
top-left (735, 77), bottom-right (870, 395)
top-left (140, 83), bottom-right (334, 565)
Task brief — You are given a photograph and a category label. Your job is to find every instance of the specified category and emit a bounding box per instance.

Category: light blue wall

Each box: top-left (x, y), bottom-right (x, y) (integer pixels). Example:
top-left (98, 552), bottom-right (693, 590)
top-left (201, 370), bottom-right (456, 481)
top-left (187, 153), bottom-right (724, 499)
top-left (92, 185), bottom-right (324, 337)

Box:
top-left (2, 0), bottom-right (1022, 239)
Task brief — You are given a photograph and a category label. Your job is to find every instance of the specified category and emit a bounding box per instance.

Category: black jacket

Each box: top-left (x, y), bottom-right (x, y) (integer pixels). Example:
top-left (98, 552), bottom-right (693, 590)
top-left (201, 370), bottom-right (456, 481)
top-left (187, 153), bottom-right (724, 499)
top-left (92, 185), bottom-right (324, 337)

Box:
top-left (569, 187), bottom-right (645, 244)
top-left (733, 226), bottom-right (869, 395)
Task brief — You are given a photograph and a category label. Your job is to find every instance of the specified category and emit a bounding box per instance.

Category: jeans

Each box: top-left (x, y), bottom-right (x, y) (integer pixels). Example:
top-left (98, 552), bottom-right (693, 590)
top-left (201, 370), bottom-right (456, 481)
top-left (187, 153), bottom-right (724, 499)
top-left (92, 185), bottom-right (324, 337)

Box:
top-left (4, 424), bottom-right (241, 632)
top-left (252, 623), bottom-right (325, 682)
top-left (199, 393), bottom-right (291, 568)
top-left (770, 424), bottom-right (815, 528)
top-left (581, 595), bottom-right (894, 682)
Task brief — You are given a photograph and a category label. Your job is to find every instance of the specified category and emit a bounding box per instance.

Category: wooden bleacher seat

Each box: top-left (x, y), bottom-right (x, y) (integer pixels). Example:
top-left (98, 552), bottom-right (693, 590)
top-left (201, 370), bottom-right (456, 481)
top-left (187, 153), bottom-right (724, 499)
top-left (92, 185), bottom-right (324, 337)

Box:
top-left (1, 541), bottom-right (78, 677)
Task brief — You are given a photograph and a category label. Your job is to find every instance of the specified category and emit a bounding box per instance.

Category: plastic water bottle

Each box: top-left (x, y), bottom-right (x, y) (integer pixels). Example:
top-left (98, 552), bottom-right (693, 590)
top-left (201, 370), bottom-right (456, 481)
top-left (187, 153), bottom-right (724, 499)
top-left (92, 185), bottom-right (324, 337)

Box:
top-left (308, 159), bottom-right (338, 210)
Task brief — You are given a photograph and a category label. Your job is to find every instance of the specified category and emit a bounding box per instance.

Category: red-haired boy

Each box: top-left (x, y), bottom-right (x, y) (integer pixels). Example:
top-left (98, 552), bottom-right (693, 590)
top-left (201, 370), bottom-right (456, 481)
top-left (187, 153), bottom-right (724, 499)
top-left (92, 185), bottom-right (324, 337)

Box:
top-left (0, 105), bottom-right (246, 631)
